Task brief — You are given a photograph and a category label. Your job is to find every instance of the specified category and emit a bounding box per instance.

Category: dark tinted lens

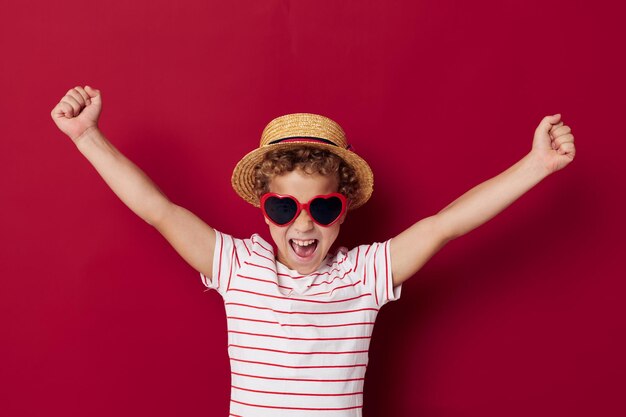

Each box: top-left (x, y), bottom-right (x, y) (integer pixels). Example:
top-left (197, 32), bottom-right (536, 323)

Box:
top-left (264, 196), bottom-right (298, 225)
top-left (309, 196), bottom-right (343, 225)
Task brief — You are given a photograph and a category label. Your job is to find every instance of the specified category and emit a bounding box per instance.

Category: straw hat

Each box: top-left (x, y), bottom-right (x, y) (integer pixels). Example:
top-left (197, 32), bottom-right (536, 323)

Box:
top-left (231, 113), bottom-right (374, 210)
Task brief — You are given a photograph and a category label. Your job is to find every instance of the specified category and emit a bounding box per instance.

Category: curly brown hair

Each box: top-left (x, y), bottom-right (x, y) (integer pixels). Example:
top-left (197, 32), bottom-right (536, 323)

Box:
top-left (253, 146), bottom-right (360, 204)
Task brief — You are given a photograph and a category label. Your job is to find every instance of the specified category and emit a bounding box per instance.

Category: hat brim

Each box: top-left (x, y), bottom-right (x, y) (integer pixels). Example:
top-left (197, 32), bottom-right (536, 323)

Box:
top-left (231, 140), bottom-right (374, 210)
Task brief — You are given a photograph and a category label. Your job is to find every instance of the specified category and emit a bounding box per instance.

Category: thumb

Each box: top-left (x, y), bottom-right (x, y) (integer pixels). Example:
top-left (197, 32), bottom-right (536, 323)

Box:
top-left (85, 85), bottom-right (102, 104)
top-left (537, 113), bottom-right (561, 133)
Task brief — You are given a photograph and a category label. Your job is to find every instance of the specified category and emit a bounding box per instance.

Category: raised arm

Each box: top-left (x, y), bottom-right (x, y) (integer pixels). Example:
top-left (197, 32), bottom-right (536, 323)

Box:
top-left (51, 85), bottom-right (215, 278)
top-left (390, 114), bottom-right (576, 286)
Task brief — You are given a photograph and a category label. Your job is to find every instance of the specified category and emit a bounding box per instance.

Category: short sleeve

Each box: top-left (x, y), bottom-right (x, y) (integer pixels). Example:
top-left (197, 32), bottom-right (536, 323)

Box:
top-left (346, 239), bottom-right (401, 307)
top-left (199, 229), bottom-right (252, 297)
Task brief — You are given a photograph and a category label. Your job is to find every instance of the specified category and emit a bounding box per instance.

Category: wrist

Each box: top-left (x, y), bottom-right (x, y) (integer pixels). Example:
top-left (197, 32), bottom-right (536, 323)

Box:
top-left (73, 125), bottom-right (100, 148)
top-left (525, 151), bottom-right (552, 180)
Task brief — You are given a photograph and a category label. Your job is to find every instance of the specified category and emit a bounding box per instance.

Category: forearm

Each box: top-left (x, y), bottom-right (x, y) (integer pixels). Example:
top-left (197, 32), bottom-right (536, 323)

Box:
top-left (75, 126), bottom-right (172, 225)
top-left (437, 152), bottom-right (550, 240)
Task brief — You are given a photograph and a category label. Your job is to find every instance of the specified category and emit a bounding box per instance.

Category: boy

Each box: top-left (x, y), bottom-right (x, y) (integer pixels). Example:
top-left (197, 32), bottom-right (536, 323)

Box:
top-left (51, 85), bottom-right (576, 416)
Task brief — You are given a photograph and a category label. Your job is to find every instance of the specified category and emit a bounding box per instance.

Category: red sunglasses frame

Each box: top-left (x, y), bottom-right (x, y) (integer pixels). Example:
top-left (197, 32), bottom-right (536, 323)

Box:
top-left (260, 192), bottom-right (348, 227)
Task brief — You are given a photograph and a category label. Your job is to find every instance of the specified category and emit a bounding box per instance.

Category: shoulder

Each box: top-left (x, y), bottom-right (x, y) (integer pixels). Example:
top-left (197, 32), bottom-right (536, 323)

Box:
top-left (249, 233), bottom-right (275, 257)
top-left (215, 230), bottom-right (278, 263)
top-left (348, 239), bottom-right (391, 263)
top-left (328, 239), bottom-right (392, 275)
top-left (212, 230), bottom-right (273, 258)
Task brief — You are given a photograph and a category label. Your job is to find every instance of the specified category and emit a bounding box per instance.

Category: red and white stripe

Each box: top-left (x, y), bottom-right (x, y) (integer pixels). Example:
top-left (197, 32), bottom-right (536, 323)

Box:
top-left (200, 230), bottom-right (401, 417)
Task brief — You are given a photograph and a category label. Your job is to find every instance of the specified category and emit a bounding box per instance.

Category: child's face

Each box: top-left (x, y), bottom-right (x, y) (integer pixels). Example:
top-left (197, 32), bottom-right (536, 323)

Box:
top-left (265, 168), bottom-right (345, 275)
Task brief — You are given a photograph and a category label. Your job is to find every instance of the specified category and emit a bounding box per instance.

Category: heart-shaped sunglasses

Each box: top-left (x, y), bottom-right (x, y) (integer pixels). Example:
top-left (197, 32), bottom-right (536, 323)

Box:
top-left (260, 192), bottom-right (348, 227)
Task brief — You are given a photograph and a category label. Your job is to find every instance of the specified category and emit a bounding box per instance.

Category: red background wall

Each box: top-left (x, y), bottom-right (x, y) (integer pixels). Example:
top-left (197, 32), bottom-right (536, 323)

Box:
top-left (1, 1), bottom-right (625, 416)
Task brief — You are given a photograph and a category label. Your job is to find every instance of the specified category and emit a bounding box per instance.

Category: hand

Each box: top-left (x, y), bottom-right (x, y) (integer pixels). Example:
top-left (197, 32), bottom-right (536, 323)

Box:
top-left (530, 114), bottom-right (576, 174)
top-left (51, 85), bottom-right (102, 144)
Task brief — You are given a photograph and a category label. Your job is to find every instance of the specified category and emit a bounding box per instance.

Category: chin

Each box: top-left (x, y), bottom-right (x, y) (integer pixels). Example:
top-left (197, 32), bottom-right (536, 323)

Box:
top-left (294, 262), bottom-right (322, 275)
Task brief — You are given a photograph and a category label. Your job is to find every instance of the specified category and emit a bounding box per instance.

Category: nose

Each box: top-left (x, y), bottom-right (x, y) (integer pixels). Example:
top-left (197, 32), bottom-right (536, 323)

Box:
top-left (292, 209), bottom-right (314, 232)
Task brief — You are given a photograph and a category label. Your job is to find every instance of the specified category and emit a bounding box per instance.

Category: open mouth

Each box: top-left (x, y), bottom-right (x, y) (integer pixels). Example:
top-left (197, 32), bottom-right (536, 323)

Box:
top-left (290, 239), bottom-right (318, 259)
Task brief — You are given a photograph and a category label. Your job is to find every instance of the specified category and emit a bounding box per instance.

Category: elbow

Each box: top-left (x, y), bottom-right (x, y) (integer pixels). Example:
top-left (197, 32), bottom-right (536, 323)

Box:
top-left (430, 213), bottom-right (459, 244)
top-left (147, 201), bottom-right (177, 228)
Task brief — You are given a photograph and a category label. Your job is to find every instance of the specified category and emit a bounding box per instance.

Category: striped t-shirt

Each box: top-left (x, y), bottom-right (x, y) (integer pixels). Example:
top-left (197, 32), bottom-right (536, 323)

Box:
top-left (200, 230), bottom-right (402, 417)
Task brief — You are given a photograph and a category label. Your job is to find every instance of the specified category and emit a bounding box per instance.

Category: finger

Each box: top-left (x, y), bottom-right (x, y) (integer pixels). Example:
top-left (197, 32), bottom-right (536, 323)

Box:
top-left (554, 133), bottom-right (575, 148)
top-left (549, 121), bottom-right (563, 139)
top-left (74, 86), bottom-right (91, 105)
top-left (66, 88), bottom-right (85, 106)
top-left (537, 114), bottom-right (561, 133)
top-left (61, 96), bottom-right (81, 116)
top-left (557, 141), bottom-right (575, 156)
top-left (84, 85), bottom-right (101, 100)
top-left (552, 125), bottom-right (571, 137)
top-left (53, 101), bottom-right (75, 118)
top-left (535, 113), bottom-right (561, 137)
top-left (51, 101), bottom-right (71, 118)
top-left (549, 121), bottom-right (563, 133)
top-left (58, 101), bottom-right (76, 117)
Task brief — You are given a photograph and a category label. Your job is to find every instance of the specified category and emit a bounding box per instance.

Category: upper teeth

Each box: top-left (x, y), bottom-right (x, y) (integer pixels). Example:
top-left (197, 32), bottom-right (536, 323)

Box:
top-left (292, 239), bottom-right (315, 246)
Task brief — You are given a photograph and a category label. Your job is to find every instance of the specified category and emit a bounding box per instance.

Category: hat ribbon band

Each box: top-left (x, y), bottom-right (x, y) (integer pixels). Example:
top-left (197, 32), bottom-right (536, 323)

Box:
top-left (268, 136), bottom-right (352, 150)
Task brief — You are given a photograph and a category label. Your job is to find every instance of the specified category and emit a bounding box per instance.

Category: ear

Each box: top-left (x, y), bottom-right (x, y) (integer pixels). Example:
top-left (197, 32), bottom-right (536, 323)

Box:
top-left (339, 211), bottom-right (347, 225)
top-left (264, 215), bottom-right (270, 226)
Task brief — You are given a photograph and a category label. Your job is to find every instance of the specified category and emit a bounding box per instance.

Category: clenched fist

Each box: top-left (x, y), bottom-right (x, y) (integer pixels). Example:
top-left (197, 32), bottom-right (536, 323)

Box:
top-left (51, 85), bottom-right (102, 143)
top-left (530, 114), bottom-right (576, 174)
